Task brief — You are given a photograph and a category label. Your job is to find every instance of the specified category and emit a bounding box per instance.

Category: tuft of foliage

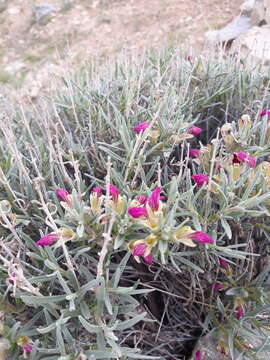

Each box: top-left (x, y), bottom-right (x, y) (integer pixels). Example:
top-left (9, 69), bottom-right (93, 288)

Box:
top-left (0, 47), bottom-right (270, 359)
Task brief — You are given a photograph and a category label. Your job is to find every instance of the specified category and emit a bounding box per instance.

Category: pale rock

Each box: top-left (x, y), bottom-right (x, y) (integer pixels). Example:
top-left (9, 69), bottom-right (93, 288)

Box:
top-left (205, 16), bottom-right (252, 43)
top-left (205, 0), bottom-right (270, 44)
top-left (249, 0), bottom-right (270, 25)
top-left (232, 25), bottom-right (270, 64)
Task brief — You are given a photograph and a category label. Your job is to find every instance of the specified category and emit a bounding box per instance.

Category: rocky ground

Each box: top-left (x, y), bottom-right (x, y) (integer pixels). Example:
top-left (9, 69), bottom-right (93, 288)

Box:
top-left (0, 0), bottom-right (243, 98)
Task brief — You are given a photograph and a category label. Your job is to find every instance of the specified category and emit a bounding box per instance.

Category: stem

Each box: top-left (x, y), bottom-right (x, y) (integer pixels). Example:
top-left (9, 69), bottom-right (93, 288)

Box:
top-left (96, 156), bottom-right (115, 279)
top-left (203, 128), bottom-right (220, 234)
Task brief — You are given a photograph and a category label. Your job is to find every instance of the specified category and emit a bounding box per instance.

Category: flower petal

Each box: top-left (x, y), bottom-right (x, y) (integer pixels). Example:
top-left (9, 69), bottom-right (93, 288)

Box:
top-left (148, 187), bottom-right (161, 211)
top-left (133, 122), bottom-right (150, 134)
top-left (55, 188), bottom-right (69, 202)
top-left (191, 174), bottom-right (209, 187)
top-left (128, 207), bottom-right (148, 218)
top-left (36, 233), bottom-right (59, 246)
top-left (92, 186), bottom-right (102, 197)
top-left (214, 282), bottom-right (223, 291)
top-left (136, 194), bottom-right (148, 205)
top-left (236, 305), bottom-right (245, 320)
top-left (108, 184), bottom-right (119, 203)
top-left (143, 253), bottom-right (153, 265)
top-left (187, 126), bottom-right (202, 136)
top-left (189, 231), bottom-right (214, 243)
top-left (133, 243), bottom-right (147, 257)
top-left (188, 148), bottom-right (201, 158)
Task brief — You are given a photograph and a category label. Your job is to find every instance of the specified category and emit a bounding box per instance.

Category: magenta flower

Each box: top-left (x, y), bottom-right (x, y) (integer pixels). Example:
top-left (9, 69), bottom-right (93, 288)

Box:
top-left (8, 272), bottom-right (16, 285)
top-left (219, 258), bottom-right (229, 269)
top-left (133, 243), bottom-right (147, 256)
top-left (148, 187), bottom-right (161, 211)
top-left (236, 305), bottom-right (245, 320)
top-left (189, 231), bottom-right (214, 243)
top-left (108, 184), bottom-right (119, 203)
top-left (195, 350), bottom-right (201, 360)
top-left (132, 243), bottom-right (153, 264)
top-left (23, 344), bottom-right (33, 353)
top-left (191, 173), bottom-right (209, 187)
top-left (143, 253), bottom-right (153, 265)
top-left (55, 188), bottom-right (69, 202)
top-left (128, 207), bottom-right (148, 218)
top-left (92, 186), bottom-right (102, 197)
top-left (136, 194), bottom-right (148, 205)
top-left (133, 122), bottom-right (150, 134)
top-left (188, 148), bottom-right (201, 158)
top-left (36, 233), bottom-right (59, 246)
top-left (260, 109), bottom-right (270, 118)
top-left (233, 152), bottom-right (256, 168)
top-left (214, 282), bottom-right (223, 291)
top-left (188, 126), bottom-right (202, 136)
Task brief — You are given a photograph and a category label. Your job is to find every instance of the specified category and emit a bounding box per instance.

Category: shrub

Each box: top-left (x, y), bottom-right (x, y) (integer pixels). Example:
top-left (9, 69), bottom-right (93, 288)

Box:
top-left (0, 48), bottom-right (270, 359)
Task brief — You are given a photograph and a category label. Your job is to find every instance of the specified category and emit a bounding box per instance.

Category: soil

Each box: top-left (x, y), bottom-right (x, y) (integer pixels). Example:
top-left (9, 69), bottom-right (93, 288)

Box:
top-left (0, 0), bottom-right (243, 98)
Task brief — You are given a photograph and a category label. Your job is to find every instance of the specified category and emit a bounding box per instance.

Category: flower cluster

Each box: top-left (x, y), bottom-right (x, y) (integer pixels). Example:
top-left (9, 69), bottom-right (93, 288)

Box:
top-left (128, 187), bottom-right (163, 230)
top-left (127, 187), bottom-right (214, 264)
top-left (232, 152), bottom-right (256, 168)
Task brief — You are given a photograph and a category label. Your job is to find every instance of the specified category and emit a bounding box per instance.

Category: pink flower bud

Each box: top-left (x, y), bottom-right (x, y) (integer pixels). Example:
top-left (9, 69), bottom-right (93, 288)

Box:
top-left (148, 187), bottom-right (161, 211)
top-left (219, 258), bottom-right (229, 269)
top-left (92, 186), bottom-right (102, 197)
top-left (23, 344), bottom-right (33, 353)
top-left (188, 126), bottom-right (202, 136)
top-left (55, 188), bottom-right (69, 202)
top-left (108, 184), bottom-right (119, 203)
top-left (188, 148), bottom-right (201, 158)
top-left (189, 231), bottom-right (214, 243)
top-left (236, 305), bottom-right (245, 320)
top-left (136, 194), bottom-right (148, 205)
top-left (36, 233), bottom-right (59, 246)
top-left (133, 122), bottom-right (150, 134)
top-left (8, 272), bottom-right (16, 285)
top-left (128, 207), bottom-right (148, 218)
top-left (191, 173), bottom-right (209, 187)
top-left (214, 282), bottom-right (223, 291)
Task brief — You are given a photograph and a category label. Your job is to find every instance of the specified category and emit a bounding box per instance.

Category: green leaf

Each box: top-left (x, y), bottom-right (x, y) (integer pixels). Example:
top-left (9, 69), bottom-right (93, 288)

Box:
top-left (78, 316), bottom-right (101, 334)
top-left (21, 294), bottom-right (69, 306)
top-left (220, 218), bottom-right (232, 239)
top-left (116, 312), bottom-right (146, 331)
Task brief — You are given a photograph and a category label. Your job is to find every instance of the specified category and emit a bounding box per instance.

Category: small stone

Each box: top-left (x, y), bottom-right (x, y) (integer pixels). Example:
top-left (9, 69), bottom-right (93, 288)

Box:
top-left (29, 86), bottom-right (40, 99)
top-left (32, 4), bottom-right (56, 25)
top-left (7, 7), bottom-right (20, 15)
top-left (4, 61), bottom-right (26, 74)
